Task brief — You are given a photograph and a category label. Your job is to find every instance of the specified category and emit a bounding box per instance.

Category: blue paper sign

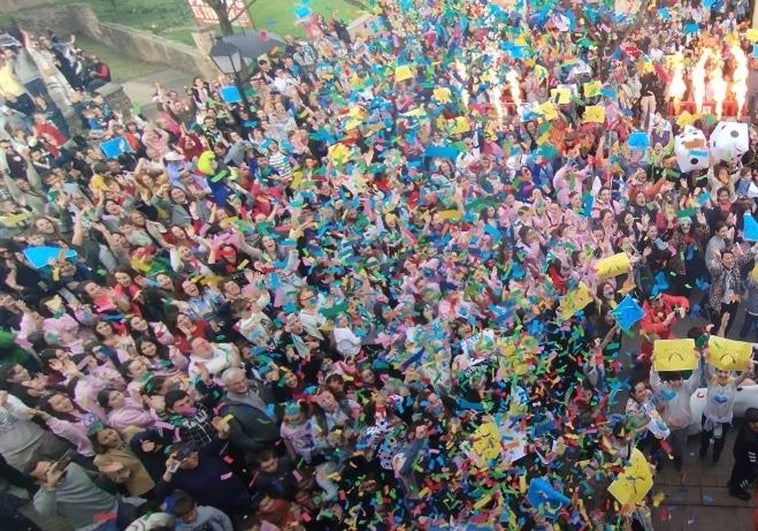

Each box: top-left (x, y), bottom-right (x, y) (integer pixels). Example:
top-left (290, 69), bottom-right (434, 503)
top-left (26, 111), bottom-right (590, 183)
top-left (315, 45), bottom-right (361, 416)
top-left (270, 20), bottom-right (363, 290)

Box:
top-left (100, 136), bottom-right (130, 159)
top-left (611, 295), bottom-right (645, 331)
top-left (219, 86), bottom-right (242, 104)
top-left (744, 213), bottom-right (758, 241)
top-left (684, 23), bottom-right (700, 34)
top-left (24, 246), bottom-right (78, 270)
top-left (627, 131), bottom-right (650, 150)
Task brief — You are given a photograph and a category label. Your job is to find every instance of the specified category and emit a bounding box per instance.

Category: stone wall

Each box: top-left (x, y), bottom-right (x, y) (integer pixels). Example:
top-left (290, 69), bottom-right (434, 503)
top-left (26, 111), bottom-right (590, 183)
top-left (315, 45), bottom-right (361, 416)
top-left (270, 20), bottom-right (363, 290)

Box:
top-left (95, 23), bottom-right (216, 78)
top-left (11, 3), bottom-right (215, 77)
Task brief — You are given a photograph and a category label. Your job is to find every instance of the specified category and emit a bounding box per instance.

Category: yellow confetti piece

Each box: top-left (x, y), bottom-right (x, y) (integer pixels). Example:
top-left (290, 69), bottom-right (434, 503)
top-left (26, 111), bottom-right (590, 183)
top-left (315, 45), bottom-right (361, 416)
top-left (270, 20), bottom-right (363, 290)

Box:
top-left (473, 493), bottom-right (493, 510)
top-left (327, 143), bottom-right (351, 165)
top-left (433, 87), bottom-right (452, 103)
top-left (394, 64), bottom-right (414, 82)
top-left (652, 492), bottom-right (666, 508)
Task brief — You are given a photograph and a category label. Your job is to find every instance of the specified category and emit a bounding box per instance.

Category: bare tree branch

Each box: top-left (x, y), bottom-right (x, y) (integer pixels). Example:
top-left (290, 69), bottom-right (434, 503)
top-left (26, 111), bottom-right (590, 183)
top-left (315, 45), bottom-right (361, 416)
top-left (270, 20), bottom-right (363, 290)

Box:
top-left (229, 0), bottom-right (259, 24)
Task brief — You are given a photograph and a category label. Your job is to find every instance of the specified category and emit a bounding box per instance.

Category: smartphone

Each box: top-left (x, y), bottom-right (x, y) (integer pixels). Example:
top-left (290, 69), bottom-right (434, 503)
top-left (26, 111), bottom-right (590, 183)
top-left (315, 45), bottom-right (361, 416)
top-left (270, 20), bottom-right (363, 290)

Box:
top-left (52, 450), bottom-right (75, 472)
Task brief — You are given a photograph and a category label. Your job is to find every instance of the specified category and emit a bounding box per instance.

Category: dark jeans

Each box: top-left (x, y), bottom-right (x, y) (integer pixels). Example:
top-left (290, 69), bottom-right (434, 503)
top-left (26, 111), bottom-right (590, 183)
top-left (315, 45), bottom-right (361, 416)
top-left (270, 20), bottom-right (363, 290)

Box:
top-left (0, 453), bottom-right (36, 495)
top-left (6, 93), bottom-right (35, 117)
top-left (699, 415), bottom-right (731, 460)
top-left (739, 312), bottom-right (758, 341)
top-left (729, 458), bottom-right (758, 492)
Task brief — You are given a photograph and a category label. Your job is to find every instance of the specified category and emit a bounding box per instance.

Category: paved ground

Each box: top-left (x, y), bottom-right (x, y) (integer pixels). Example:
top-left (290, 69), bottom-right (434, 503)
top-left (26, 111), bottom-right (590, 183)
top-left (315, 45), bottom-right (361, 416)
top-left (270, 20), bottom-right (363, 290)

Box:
top-left (653, 425), bottom-right (757, 530)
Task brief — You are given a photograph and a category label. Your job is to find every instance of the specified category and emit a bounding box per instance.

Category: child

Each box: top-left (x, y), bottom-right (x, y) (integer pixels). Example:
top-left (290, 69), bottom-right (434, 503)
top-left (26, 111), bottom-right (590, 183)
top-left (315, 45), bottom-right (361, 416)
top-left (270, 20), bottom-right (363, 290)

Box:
top-left (252, 449), bottom-right (300, 502)
top-left (168, 489), bottom-right (232, 531)
top-left (700, 362), bottom-right (751, 463)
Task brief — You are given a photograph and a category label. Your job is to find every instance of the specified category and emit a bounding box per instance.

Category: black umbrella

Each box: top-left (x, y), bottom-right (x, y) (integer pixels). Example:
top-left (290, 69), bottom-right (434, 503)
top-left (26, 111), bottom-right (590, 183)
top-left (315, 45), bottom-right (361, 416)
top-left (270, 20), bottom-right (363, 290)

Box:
top-left (219, 31), bottom-right (286, 59)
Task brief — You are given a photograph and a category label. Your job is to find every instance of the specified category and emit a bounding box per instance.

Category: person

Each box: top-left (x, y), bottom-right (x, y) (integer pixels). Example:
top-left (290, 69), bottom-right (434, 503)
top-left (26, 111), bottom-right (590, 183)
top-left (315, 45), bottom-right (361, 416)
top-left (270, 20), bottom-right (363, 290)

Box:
top-left (0, 390), bottom-right (70, 471)
top-left (169, 489), bottom-right (233, 531)
top-left (155, 435), bottom-right (253, 517)
top-left (89, 424), bottom-right (156, 499)
top-left (649, 360), bottom-right (702, 471)
top-left (729, 407), bottom-right (758, 500)
top-left (639, 293), bottom-right (689, 368)
top-left (219, 367), bottom-right (280, 465)
top-left (700, 362), bottom-right (751, 463)
top-left (26, 458), bottom-right (120, 531)
top-left (708, 244), bottom-right (758, 335)
top-left (0, 55), bottom-right (35, 117)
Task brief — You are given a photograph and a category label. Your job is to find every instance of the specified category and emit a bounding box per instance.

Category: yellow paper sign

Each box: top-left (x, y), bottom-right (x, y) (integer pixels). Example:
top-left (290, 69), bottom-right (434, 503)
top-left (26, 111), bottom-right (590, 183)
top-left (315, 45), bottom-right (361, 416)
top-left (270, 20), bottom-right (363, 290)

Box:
top-left (607, 448), bottom-right (654, 505)
top-left (583, 80), bottom-right (602, 99)
top-left (583, 105), bottom-right (606, 124)
top-left (471, 421), bottom-right (501, 461)
top-left (395, 64), bottom-right (414, 82)
top-left (433, 87), bottom-right (452, 103)
top-left (550, 88), bottom-right (571, 104)
top-left (438, 209), bottom-right (462, 221)
top-left (676, 111), bottom-right (699, 127)
top-left (449, 116), bottom-right (471, 134)
top-left (746, 28), bottom-right (758, 43)
top-left (559, 282), bottom-right (593, 321)
top-left (708, 336), bottom-right (752, 371)
top-left (536, 101), bottom-right (558, 121)
top-left (653, 338), bottom-right (697, 372)
top-left (594, 253), bottom-right (632, 279)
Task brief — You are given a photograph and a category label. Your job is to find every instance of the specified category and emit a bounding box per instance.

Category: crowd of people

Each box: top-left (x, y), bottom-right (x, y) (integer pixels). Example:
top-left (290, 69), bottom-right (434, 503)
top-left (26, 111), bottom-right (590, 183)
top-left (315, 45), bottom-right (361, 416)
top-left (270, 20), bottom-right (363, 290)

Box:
top-left (0, 0), bottom-right (758, 529)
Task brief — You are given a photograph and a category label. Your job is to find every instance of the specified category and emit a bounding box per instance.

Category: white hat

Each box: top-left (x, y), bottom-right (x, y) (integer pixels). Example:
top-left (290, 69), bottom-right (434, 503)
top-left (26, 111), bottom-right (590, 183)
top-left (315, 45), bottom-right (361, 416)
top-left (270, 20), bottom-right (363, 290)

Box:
top-left (164, 151), bottom-right (183, 162)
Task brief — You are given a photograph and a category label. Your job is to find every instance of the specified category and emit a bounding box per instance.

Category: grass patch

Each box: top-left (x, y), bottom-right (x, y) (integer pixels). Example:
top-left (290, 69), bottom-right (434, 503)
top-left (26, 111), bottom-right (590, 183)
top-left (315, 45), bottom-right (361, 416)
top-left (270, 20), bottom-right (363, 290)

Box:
top-left (158, 28), bottom-right (197, 47)
top-left (74, 35), bottom-right (165, 83)
top-left (251, 0), bottom-right (366, 37)
top-left (5, 0), bottom-right (367, 43)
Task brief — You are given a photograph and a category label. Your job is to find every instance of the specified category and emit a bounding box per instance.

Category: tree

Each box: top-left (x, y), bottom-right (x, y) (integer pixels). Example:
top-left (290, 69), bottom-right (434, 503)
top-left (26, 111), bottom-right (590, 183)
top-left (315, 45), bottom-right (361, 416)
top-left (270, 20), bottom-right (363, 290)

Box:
top-left (204, 0), bottom-right (259, 35)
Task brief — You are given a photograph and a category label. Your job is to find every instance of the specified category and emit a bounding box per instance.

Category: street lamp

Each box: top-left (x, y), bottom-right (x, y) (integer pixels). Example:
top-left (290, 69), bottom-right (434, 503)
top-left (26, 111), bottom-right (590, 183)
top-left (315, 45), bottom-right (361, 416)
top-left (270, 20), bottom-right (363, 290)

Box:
top-left (209, 39), bottom-right (250, 109)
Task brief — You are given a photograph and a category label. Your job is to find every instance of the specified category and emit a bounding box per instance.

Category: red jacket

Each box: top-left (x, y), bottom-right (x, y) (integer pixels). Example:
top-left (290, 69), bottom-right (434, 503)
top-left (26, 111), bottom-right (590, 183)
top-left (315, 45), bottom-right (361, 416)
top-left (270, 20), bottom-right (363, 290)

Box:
top-left (640, 294), bottom-right (690, 339)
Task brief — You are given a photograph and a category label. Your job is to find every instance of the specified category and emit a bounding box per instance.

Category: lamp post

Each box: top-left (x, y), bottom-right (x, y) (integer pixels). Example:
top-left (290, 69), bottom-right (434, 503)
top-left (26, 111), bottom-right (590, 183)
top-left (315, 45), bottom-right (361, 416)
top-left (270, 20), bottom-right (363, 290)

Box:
top-left (209, 39), bottom-right (250, 110)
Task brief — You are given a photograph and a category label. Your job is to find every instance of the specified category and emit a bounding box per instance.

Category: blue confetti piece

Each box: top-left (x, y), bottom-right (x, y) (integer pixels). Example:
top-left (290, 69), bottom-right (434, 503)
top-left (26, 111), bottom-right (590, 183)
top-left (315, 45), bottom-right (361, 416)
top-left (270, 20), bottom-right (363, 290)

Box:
top-left (425, 145), bottom-right (458, 159)
top-left (582, 192), bottom-right (594, 218)
top-left (651, 271), bottom-right (670, 296)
